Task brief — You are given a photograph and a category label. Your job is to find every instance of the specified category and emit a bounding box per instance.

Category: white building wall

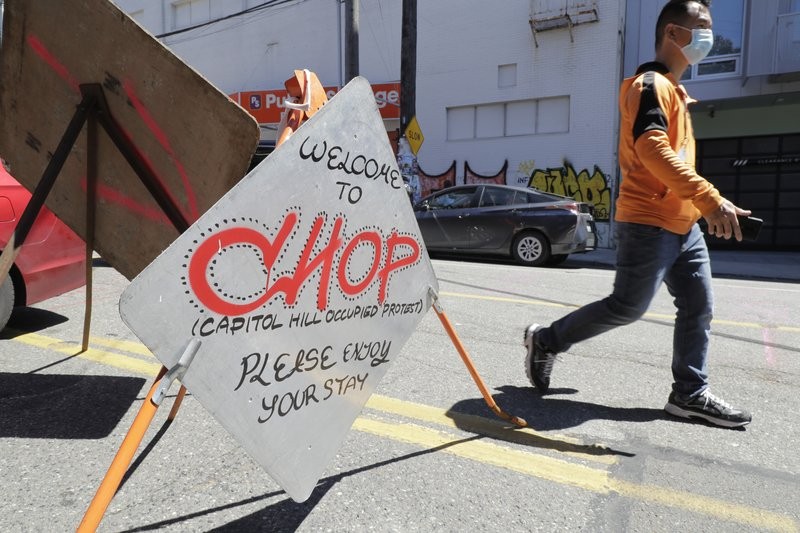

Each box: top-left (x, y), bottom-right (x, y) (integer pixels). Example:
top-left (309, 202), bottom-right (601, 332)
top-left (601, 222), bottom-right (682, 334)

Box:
top-left (113, 0), bottom-right (624, 245)
top-left (416, 0), bottom-right (622, 189)
top-left (115, 0), bottom-right (401, 94)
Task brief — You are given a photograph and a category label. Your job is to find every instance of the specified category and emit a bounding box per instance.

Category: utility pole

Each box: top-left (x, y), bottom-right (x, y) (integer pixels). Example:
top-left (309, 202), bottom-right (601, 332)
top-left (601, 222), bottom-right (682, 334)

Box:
top-left (344, 0), bottom-right (359, 83)
top-left (397, 0), bottom-right (420, 202)
top-left (400, 0), bottom-right (416, 137)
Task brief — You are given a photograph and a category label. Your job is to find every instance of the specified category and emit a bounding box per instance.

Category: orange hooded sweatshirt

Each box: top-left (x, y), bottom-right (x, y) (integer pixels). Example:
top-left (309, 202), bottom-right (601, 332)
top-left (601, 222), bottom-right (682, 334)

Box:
top-left (616, 61), bottom-right (723, 234)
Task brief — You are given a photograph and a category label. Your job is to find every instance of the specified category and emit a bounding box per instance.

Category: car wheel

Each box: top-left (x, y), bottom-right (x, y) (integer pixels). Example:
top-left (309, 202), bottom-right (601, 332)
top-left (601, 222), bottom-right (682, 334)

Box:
top-left (0, 274), bottom-right (14, 331)
top-left (512, 231), bottom-right (550, 266)
top-left (547, 254), bottom-right (569, 266)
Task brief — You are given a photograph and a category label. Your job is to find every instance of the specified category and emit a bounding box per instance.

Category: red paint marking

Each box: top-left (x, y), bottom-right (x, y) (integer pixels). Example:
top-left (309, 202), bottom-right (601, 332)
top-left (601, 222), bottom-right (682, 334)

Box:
top-left (189, 217), bottom-right (297, 316)
top-left (26, 34), bottom-right (189, 229)
top-left (123, 79), bottom-right (200, 221)
top-left (378, 232), bottom-right (420, 303)
top-left (187, 212), bottom-right (423, 316)
top-left (109, 120), bottom-right (185, 225)
top-left (26, 34), bottom-right (81, 94)
top-left (80, 177), bottom-right (170, 225)
top-left (266, 215), bottom-right (344, 310)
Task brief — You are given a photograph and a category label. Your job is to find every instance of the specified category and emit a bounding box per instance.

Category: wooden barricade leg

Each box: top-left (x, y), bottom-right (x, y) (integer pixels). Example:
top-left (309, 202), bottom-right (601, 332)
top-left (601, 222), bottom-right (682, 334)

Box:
top-left (81, 110), bottom-right (98, 353)
top-left (432, 298), bottom-right (527, 428)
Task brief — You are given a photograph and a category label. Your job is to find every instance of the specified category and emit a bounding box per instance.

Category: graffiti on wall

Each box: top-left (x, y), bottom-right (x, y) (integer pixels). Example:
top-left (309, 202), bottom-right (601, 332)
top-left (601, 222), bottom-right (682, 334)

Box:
top-left (417, 160), bottom-right (456, 199)
top-left (515, 160), bottom-right (537, 186)
top-left (527, 162), bottom-right (612, 221)
top-left (465, 160), bottom-right (507, 186)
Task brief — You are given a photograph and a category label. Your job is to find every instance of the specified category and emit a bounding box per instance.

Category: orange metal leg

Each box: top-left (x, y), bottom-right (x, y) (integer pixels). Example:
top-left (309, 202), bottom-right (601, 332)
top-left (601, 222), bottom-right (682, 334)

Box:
top-left (167, 385), bottom-right (188, 421)
top-left (433, 303), bottom-right (527, 428)
top-left (276, 108), bottom-right (303, 147)
top-left (77, 366), bottom-right (169, 532)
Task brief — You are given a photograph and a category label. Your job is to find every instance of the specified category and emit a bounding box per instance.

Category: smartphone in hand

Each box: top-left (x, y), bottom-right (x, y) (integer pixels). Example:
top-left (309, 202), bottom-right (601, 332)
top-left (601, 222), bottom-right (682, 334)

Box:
top-left (737, 216), bottom-right (763, 241)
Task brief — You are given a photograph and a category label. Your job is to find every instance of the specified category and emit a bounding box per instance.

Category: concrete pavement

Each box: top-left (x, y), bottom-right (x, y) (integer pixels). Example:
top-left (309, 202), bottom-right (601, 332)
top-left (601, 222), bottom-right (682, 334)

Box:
top-left (566, 247), bottom-right (799, 282)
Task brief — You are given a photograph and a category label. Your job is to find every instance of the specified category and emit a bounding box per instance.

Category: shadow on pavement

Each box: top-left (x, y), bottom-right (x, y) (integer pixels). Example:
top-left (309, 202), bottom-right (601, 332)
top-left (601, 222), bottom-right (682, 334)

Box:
top-left (0, 372), bottom-right (146, 439)
top-left (449, 384), bottom-right (666, 434)
top-left (121, 436), bottom-right (479, 532)
top-left (1, 307), bottom-right (70, 337)
top-left (443, 390), bottom-right (637, 459)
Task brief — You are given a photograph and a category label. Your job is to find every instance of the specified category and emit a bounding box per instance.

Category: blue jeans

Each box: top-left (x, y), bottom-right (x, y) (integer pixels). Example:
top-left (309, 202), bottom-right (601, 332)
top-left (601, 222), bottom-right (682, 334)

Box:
top-left (538, 222), bottom-right (712, 397)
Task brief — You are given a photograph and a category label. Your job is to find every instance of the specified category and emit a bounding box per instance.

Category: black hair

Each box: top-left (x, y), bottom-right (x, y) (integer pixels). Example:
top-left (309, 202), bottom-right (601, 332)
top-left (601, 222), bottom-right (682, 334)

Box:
top-left (655, 0), bottom-right (712, 49)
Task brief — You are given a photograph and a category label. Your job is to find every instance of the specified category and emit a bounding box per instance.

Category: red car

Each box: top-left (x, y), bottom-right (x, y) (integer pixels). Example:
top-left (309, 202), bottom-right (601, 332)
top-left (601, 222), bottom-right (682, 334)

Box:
top-left (0, 163), bottom-right (86, 331)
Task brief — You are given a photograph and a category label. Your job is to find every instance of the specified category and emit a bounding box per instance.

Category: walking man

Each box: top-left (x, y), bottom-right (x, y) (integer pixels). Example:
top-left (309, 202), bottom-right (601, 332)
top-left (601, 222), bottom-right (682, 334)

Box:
top-left (524, 0), bottom-right (752, 428)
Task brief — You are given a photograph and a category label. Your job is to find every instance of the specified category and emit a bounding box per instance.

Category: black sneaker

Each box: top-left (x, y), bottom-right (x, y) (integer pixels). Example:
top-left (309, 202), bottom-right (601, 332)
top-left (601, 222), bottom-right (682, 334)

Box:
top-left (524, 324), bottom-right (557, 392)
top-left (664, 390), bottom-right (752, 428)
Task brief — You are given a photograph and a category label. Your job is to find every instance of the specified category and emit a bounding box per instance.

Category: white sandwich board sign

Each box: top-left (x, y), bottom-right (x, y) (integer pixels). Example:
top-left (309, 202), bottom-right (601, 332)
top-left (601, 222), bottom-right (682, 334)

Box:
top-left (119, 77), bottom-right (439, 502)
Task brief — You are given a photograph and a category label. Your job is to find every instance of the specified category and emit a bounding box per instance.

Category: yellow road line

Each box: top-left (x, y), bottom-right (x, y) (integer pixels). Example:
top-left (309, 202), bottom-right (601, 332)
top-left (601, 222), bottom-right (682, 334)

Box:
top-left (365, 394), bottom-right (617, 465)
top-left (9, 331), bottom-right (160, 376)
top-left (353, 417), bottom-right (612, 492)
top-left (353, 418), bottom-right (798, 533)
top-left (88, 336), bottom-right (155, 357)
top-left (611, 478), bottom-right (798, 533)
top-left (439, 290), bottom-right (800, 332)
top-left (16, 330), bottom-right (612, 464)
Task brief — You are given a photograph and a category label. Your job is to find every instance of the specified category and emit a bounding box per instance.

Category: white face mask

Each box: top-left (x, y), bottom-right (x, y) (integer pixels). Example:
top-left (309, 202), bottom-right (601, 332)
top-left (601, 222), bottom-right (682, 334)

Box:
top-left (674, 26), bottom-right (714, 65)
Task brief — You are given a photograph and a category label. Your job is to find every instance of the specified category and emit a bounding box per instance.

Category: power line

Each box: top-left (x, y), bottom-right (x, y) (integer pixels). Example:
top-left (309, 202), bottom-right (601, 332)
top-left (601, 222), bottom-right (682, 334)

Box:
top-left (155, 0), bottom-right (299, 39)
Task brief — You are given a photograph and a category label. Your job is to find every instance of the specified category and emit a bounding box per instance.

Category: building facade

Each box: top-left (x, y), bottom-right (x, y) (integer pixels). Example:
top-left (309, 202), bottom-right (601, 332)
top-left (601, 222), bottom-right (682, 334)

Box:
top-left (417, 0), bottom-right (622, 245)
top-left (626, 0), bottom-right (800, 249)
top-left (112, 0), bottom-right (799, 249)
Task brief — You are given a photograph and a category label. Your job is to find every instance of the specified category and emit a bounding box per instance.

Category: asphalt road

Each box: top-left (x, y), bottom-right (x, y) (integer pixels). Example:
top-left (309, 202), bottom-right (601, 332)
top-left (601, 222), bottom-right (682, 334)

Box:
top-left (1, 257), bottom-right (798, 532)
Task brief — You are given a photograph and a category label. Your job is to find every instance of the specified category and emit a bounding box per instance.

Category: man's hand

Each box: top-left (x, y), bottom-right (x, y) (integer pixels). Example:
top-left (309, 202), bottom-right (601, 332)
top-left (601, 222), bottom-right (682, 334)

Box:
top-left (703, 200), bottom-right (751, 241)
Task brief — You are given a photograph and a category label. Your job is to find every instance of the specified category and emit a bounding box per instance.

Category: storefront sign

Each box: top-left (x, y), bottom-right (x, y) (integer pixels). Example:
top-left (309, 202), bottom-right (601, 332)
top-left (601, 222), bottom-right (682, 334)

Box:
top-left (233, 82), bottom-right (400, 123)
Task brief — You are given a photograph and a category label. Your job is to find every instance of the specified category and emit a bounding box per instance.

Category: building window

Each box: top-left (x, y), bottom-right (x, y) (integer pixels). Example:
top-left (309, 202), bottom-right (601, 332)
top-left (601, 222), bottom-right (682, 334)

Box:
top-left (476, 104), bottom-right (505, 138)
top-left (777, 0), bottom-right (800, 73)
top-left (505, 100), bottom-right (538, 136)
top-left (446, 96), bottom-right (570, 140)
top-left (779, 0), bottom-right (800, 13)
top-left (537, 97), bottom-right (570, 134)
top-left (498, 64), bottom-right (518, 88)
top-left (446, 107), bottom-right (476, 141)
top-left (171, 0), bottom-right (211, 30)
top-left (682, 0), bottom-right (744, 81)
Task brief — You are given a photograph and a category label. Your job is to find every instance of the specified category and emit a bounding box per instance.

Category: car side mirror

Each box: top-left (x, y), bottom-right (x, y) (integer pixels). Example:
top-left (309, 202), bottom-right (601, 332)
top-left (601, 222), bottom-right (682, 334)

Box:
top-left (415, 200), bottom-right (431, 211)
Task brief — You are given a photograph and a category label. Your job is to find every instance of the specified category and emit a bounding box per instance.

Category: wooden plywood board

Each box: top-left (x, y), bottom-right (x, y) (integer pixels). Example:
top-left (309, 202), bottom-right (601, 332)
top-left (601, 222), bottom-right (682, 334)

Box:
top-left (0, 0), bottom-right (260, 279)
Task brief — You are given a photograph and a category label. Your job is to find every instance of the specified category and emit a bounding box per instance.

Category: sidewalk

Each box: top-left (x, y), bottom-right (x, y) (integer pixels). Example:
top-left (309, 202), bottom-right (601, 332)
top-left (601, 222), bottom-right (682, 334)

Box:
top-left (566, 248), bottom-right (800, 282)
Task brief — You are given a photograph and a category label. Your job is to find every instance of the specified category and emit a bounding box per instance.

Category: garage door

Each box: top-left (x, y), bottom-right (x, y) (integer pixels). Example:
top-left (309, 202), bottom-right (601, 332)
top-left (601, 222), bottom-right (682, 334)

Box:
top-left (697, 133), bottom-right (800, 249)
